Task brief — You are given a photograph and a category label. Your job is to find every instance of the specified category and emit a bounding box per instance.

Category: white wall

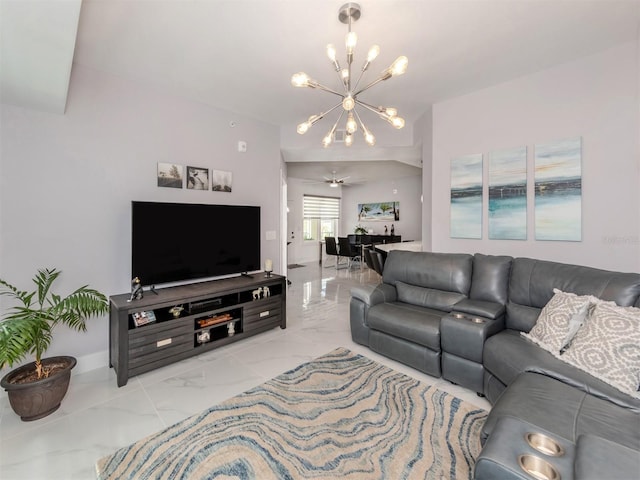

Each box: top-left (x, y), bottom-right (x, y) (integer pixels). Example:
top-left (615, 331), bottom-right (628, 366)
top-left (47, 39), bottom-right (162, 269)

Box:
top-left (415, 107), bottom-right (433, 251)
top-left (431, 42), bottom-right (640, 272)
top-left (0, 65), bottom-right (282, 372)
top-left (341, 175), bottom-right (422, 242)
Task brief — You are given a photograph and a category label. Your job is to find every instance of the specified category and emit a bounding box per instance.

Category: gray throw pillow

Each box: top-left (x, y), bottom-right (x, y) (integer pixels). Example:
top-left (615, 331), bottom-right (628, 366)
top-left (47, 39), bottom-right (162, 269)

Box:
top-left (521, 289), bottom-right (595, 354)
top-left (562, 302), bottom-right (640, 396)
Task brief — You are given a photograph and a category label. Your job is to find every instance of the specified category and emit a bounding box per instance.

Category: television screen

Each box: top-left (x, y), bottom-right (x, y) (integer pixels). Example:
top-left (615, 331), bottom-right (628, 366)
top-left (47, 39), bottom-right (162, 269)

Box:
top-left (132, 201), bottom-right (261, 286)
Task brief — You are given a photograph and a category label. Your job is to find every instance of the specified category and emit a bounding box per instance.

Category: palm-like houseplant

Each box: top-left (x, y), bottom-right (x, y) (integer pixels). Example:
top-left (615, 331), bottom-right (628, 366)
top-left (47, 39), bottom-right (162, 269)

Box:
top-left (0, 268), bottom-right (108, 421)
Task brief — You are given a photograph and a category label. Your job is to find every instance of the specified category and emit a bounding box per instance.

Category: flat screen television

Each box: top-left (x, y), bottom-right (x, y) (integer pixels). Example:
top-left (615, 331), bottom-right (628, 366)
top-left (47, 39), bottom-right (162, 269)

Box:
top-left (132, 201), bottom-right (261, 286)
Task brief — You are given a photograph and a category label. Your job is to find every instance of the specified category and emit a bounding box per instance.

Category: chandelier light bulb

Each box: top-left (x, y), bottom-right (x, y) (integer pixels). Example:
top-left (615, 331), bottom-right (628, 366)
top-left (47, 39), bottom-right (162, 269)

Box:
top-left (346, 112), bottom-right (357, 133)
top-left (342, 95), bottom-right (355, 111)
top-left (364, 130), bottom-right (376, 146)
top-left (341, 68), bottom-right (349, 80)
top-left (391, 116), bottom-right (405, 129)
top-left (345, 133), bottom-right (353, 147)
top-left (322, 132), bottom-right (333, 148)
top-left (367, 45), bottom-right (380, 62)
top-left (345, 31), bottom-right (358, 53)
top-left (383, 107), bottom-right (398, 117)
top-left (297, 122), bottom-right (310, 135)
top-left (326, 44), bottom-right (337, 62)
top-left (388, 56), bottom-right (409, 76)
top-left (291, 72), bottom-right (311, 87)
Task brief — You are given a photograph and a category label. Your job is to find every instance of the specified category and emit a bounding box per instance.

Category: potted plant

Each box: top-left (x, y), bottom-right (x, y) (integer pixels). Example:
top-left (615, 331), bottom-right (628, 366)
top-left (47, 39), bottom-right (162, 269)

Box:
top-left (0, 268), bottom-right (108, 421)
top-left (354, 225), bottom-right (368, 234)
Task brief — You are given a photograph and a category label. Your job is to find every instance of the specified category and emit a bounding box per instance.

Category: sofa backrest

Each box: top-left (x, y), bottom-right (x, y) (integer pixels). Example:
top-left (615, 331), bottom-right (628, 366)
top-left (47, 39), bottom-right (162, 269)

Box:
top-left (506, 257), bottom-right (640, 332)
top-left (383, 250), bottom-right (473, 296)
top-left (469, 253), bottom-right (513, 305)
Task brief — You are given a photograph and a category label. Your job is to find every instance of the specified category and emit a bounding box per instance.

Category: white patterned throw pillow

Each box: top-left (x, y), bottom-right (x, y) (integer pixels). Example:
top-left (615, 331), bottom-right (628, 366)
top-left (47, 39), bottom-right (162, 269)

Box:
top-left (561, 302), bottom-right (640, 396)
top-left (522, 289), bottom-right (594, 354)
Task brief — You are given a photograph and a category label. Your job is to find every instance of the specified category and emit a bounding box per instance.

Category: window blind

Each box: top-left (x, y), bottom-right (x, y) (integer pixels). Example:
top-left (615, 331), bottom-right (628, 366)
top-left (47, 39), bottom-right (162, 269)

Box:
top-left (303, 195), bottom-right (340, 219)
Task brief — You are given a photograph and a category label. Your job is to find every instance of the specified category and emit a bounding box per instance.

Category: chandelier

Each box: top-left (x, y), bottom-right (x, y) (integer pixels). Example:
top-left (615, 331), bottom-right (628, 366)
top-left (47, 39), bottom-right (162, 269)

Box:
top-left (291, 3), bottom-right (408, 147)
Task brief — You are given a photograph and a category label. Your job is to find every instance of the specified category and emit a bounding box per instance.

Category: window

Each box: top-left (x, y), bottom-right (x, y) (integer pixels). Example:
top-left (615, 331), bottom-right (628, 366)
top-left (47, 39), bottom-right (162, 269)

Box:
top-left (303, 195), bottom-right (340, 241)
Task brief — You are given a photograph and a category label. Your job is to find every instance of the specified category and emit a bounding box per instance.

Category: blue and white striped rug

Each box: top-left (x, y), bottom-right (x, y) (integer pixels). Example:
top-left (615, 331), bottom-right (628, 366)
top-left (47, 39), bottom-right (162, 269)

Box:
top-left (96, 348), bottom-right (487, 479)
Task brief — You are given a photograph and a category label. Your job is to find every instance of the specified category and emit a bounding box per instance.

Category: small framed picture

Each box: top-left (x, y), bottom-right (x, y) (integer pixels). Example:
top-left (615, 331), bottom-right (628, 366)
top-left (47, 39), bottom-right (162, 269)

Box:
top-left (132, 310), bottom-right (157, 327)
top-left (186, 166), bottom-right (209, 190)
top-left (212, 170), bottom-right (232, 192)
top-left (157, 163), bottom-right (183, 189)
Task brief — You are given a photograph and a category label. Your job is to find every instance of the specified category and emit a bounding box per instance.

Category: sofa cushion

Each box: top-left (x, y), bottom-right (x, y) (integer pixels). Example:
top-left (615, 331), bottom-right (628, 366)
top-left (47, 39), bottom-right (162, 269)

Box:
top-left (506, 257), bottom-right (640, 331)
top-left (367, 302), bottom-right (442, 351)
top-left (469, 253), bottom-right (512, 304)
top-left (521, 288), bottom-right (593, 354)
top-left (395, 281), bottom-right (465, 312)
top-left (483, 329), bottom-right (640, 411)
top-left (382, 250), bottom-right (473, 295)
top-left (574, 435), bottom-right (640, 480)
top-left (562, 302), bottom-right (640, 396)
top-left (481, 372), bottom-right (640, 451)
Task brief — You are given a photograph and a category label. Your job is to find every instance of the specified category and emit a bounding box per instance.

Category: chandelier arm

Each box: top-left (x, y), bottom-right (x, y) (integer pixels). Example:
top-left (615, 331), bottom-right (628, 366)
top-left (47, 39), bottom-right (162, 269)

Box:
top-left (331, 109), bottom-right (346, 134)
top-left (353, 108), bottom-right (374, 146)
top-left (322, 109), bottom-right (346, 147)
top-left (314, 82), bottom-right (346, 97)
top-left (320, 102), bottom-right (345, 118)
top-left (353, 73), bottom-right (391, 97)
top-left (353, 108), bottom-right (368, 132)
top-left (351, 68), bottom-right (367, 93)
top-left (354, 99), bottom-right (381, 116)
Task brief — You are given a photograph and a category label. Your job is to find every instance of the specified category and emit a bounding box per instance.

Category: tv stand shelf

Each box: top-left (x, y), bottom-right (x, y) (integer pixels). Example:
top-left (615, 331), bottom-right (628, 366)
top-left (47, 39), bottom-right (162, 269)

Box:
top-left (109, 274), bottom-right (286, 387)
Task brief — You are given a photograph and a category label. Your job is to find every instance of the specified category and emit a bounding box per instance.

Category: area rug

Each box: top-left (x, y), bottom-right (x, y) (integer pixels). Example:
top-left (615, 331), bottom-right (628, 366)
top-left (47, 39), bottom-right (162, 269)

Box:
top-left (96, 348), bottom-right (487, 479)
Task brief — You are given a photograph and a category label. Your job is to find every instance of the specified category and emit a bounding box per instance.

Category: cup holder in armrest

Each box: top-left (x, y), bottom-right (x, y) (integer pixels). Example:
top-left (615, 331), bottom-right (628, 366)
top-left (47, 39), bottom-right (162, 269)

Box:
top-left (525, 433), bottom-right (565, 457)
top-left (452, 313), bottom-right (466, 319)
top-left (518, 454), bottom-right (561, 480)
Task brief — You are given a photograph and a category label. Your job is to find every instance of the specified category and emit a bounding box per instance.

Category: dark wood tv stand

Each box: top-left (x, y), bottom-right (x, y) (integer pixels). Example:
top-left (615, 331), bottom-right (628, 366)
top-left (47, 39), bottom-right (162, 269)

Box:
top-left (109, 274), bottom-right (286, 387)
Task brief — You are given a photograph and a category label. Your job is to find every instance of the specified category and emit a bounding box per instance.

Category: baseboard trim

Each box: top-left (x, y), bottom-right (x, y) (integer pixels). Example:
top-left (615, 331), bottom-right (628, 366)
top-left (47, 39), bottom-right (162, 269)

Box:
top-left (72, 350), bottom-right (110, 376)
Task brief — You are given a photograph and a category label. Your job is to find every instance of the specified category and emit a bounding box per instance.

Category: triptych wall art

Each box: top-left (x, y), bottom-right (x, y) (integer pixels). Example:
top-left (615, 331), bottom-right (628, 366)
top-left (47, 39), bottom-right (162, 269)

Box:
top-left (450, 137), bottom-right (582, 242)
top-left (534, 137), bottom-right (582, 241)
top-left (450, 154), bottom-right (483, 239)
top-left (157, 163), bottom-right (233, 193)
top-left (488, 146), bottom-right (527, 240)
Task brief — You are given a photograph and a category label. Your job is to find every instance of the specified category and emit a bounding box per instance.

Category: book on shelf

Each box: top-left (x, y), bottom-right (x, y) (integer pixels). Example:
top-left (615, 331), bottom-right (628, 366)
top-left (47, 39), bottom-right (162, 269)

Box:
top-left (132, 310), bottom-right (157, 327)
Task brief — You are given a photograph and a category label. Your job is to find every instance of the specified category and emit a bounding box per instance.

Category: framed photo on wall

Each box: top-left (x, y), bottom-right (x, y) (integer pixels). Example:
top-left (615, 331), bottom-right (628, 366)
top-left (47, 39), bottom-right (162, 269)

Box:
top-left (212, 170), bottom-right (232, 192)
top-left (186, 166), bottom-right (209, 190)
top-left (157, 163), bottom-right (183, 189)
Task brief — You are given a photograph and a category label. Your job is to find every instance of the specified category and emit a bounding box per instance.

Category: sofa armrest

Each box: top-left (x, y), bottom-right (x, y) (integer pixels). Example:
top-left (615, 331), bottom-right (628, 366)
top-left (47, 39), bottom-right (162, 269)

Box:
top-left (452, 298), bottom-right (505, 320)
top-left (351, 283), bottom-right (397, 307)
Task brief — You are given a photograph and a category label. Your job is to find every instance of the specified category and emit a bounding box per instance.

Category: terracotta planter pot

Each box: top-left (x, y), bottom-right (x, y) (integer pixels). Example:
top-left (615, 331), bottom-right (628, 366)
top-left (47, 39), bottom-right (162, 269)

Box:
top-left (0, 356), bottom-right (76, 421)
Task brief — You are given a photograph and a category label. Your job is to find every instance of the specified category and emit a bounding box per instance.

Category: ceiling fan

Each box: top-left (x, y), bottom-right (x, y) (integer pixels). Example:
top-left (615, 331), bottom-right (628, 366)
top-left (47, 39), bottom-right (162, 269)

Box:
top-left (324, 171), bottom-right (350, 187)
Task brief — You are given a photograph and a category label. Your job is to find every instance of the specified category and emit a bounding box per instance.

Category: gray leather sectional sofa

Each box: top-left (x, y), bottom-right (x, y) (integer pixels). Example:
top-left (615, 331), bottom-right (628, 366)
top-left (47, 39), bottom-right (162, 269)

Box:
top-left (350, 250), bottom-right (640, 480)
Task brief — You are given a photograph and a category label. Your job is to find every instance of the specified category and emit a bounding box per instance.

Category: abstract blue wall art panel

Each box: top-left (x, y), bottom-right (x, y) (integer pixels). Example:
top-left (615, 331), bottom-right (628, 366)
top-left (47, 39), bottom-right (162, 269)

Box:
top-left (489, 146), bottom-right (527, 240)
top-left (450, 154), bottom-right (483, 239)
top-left (534, 137), bottom-right (582, 241)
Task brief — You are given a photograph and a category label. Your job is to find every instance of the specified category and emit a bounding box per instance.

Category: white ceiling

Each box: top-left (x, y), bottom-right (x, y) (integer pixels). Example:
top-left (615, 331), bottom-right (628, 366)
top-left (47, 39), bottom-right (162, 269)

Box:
top-left (287, 160), bottom-right (422, 185)
top-left (2, 0), bottom-right (639, 182)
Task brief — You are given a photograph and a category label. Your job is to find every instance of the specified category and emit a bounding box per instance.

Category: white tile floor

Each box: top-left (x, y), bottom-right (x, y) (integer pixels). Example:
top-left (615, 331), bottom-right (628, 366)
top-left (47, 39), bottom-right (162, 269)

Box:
top-left (0, 261), bottom-right (490, 480)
